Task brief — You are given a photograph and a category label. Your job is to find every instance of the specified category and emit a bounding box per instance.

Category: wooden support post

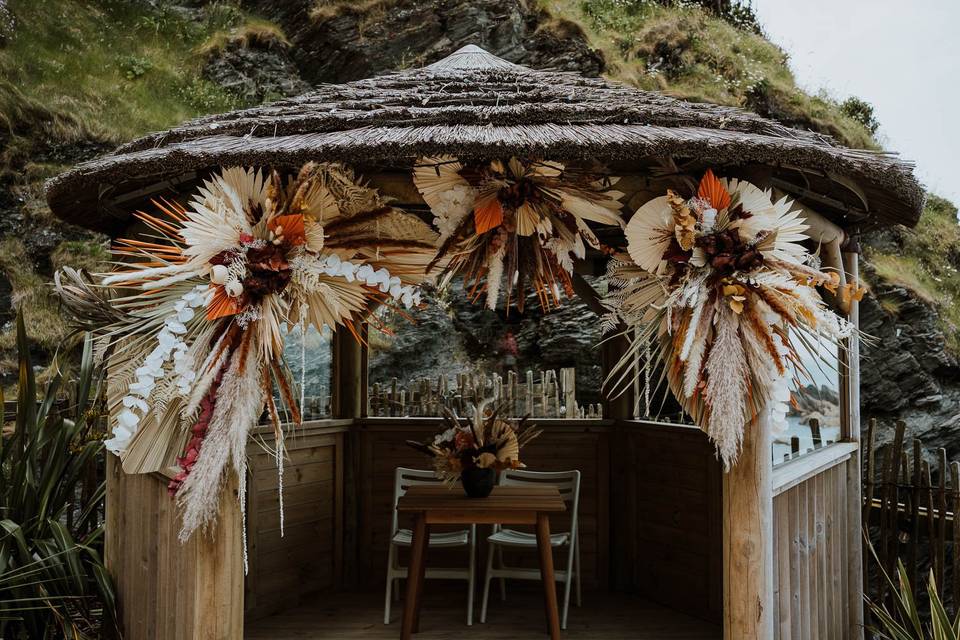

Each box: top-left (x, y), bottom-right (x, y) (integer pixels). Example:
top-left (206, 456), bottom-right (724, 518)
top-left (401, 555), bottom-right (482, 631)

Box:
top-left (333, 329), bottom-right (365, 420)
top-left (105, 456), bottom-right (243, 640)
top-left (333, 328), bottom-right (365, 588)
top-left (842, 250), bottom-right (865, 638)
top-left (723, 414), bottom-right (774, 640)
top-left (600, 334), bottom-right (633, 421)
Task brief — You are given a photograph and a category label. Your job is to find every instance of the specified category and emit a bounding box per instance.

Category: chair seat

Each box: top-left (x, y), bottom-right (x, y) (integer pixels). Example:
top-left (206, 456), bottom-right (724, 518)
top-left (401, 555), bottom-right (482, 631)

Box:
top-left (392, 528), bottom-right (470, 547)
top-left (488, 528), bottom-right (570, 547)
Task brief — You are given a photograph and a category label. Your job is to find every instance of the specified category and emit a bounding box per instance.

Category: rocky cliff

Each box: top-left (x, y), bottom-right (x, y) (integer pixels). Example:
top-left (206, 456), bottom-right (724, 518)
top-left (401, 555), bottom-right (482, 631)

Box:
top-left (241, 0), bottom-right (604, 82)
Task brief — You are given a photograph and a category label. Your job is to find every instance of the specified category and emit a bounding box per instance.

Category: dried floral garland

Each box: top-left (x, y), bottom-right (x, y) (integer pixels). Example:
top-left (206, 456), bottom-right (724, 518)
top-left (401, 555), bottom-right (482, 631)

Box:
top-left (603, 170), bottom-right (862, 469)
top-left (414, 157), bottom-right (623, 311)
top-left (56, 162), bottom-right (436, 539)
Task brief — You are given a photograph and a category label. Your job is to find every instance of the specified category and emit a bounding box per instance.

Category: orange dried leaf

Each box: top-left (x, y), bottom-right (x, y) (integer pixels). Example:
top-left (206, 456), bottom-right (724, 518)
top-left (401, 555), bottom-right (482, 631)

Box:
top-left (133, 211), bottom-right (183, 238)
top-left (822, 271), bottom-right (841, 294)
top-left (473, 198), bottom-right (503, 234)
top-left (270, 214), bottom-right (306, 245)
top-left (151, 197), bottom-right (189, 222)
top-left (698, 169), bottom-right (731, 211)
top-left (206, 285), bottom-right (240, 321)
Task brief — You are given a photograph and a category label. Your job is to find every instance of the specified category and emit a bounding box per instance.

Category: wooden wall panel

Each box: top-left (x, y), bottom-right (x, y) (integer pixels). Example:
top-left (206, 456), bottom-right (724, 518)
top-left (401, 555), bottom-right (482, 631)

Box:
top-left (244, 423), bottom-right (347, 621)
top-left (611, 422), bottom-right (723, 624)
top-left (357, 419), bottom-right (611, 590)
top-left (772, 457), bottom-right (851, 640)
top-left (104, 422), bottom-right (349, 636)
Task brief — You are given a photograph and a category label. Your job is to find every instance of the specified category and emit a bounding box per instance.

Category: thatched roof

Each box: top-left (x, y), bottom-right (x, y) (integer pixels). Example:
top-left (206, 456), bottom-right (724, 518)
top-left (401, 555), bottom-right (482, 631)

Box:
top-left (46, 45), bottom-right (922, 233)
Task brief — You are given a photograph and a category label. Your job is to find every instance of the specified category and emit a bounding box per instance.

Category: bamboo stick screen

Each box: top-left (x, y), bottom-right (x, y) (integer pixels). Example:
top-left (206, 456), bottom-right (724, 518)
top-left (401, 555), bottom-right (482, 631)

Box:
top-left (863, 418), bottom-right (960, 615)
top-left (366, 367), bottom-right (603, 418)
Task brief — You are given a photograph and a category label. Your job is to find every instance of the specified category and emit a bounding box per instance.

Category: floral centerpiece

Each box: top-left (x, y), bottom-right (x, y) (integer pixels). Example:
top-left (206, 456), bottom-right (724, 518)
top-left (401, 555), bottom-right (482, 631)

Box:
top-left (604, 170), bottom-right (865, 469)
top-left (407, 402), bottom-right (541, 497)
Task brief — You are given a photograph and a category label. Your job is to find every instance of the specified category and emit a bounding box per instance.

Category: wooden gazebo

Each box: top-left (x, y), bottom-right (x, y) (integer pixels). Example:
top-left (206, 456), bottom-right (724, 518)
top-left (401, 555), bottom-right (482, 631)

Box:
top-left (46, 46), bottom-right (922, 639)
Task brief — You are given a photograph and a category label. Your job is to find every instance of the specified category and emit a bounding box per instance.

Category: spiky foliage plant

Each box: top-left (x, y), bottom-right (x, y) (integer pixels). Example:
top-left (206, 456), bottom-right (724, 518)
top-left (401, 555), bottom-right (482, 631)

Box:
top-left (867, 544), bottom-right (960, 640)
top-left (0, 315), bottom-right (117, 639)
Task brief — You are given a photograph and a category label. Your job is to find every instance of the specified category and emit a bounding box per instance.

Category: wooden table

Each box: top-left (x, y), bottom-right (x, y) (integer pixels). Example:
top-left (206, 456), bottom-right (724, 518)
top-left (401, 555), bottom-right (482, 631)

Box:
top-left (396, 485), bottom-right (567, 640)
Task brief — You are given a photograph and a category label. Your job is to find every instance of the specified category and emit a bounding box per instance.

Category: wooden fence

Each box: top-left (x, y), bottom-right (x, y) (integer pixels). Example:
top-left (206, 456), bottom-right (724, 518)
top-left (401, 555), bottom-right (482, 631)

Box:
top-left (863, 418), bottom-right (960, 613)
top-left (367, 367), bottom-right (603, 418)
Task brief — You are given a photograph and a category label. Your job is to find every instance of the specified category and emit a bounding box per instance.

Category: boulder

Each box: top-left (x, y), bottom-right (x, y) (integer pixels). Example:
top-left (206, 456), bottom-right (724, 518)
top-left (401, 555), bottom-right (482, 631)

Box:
top-left (202, 38), bottom-right (310, 106)
top-left (859, 266), bottom-right (960, 455)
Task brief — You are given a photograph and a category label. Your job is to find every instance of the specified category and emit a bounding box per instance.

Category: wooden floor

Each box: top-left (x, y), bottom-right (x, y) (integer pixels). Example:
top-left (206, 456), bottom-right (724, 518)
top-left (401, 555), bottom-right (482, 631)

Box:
top-left (245, 589), bottom-right (721, 639)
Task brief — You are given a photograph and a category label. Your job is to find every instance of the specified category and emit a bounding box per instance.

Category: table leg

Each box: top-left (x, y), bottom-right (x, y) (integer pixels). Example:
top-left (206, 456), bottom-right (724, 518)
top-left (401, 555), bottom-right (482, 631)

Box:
top-left (536, 513), bottom-right (561, 640)
top-left (413, 523), bottom-right (429, 633)
top-left (401, 513), bottom-right (427, 640)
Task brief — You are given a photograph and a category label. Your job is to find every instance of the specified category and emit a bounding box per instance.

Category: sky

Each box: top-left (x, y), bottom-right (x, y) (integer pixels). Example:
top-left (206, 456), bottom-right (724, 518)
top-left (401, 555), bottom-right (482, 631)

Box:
top-left (752, 0), bottom-right (960, 206)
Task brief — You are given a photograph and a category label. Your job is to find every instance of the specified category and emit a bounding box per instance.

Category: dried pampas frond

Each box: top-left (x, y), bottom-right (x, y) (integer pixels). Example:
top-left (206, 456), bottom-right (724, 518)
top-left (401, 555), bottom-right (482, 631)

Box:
top-left (703, 308), bottom-right (749, 469)
top-left (177, 333), bottom-right (264, 540)
top-left (54, 267), bottom-right (131, 335)
top-left (682, 299), bottom-right (714, 400)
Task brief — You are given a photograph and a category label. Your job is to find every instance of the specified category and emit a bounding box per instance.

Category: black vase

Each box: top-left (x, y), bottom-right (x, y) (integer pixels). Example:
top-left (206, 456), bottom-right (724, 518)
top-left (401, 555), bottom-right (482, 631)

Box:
top-left (460, 467), bottom-right (495, 498)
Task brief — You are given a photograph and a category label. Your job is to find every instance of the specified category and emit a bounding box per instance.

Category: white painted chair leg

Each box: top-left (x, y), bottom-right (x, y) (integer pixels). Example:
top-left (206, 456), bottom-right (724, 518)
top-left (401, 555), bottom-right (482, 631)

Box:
top-left (383, 544), bottom-right (396, 624)
top-left (561, 539), bottom-right (576, 629)
top-left (467, 525), bottom-right (476, 625)
top-left (574, 536), bottom-right (582, 607)
top-left (497, 544), bottom-right (507, 601)
top-left (480, 539), bottom-right (496, 623)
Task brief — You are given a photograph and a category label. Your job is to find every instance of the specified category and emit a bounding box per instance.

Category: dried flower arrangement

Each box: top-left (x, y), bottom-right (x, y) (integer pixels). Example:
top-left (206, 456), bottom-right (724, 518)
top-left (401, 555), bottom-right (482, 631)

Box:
top-left (406, 401), bottom-right (542, 488)
top-left (413, 157), bottom-right (623, 311)
top-left (603, 170), bottom-right (865, 469)
top-left (56, 162), bottom-right (437, 539)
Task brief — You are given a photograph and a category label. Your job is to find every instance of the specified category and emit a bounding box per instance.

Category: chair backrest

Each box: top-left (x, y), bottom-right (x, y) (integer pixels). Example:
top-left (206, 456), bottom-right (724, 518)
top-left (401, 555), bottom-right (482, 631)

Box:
top-left (390, 467), bottom-right (445, 534)
top-left (499, 469), bottom-right (581, 536)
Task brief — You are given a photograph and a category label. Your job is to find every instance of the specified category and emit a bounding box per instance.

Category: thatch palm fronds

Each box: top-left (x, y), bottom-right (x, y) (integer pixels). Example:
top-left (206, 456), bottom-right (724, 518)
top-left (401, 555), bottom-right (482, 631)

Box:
top-left (46, 47), bottom-right (923, 239)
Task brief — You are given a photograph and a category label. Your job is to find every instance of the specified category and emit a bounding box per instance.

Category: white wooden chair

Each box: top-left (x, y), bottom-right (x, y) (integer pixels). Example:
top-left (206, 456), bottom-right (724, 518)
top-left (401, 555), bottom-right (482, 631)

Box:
top-left (383, 467), bottom-right (477, 625)
top-left (480, 469), bottom-right (582, 629)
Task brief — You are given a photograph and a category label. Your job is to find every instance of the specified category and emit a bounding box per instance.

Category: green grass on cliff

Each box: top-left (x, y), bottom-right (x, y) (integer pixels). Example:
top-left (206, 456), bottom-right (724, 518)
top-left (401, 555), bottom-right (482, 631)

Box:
top-left (543, 0), bottom-right (877, 150)
top-left (0, 0), bottom-right (255, 170)
top-left (0, 239), bottom-right (68, 355)
top-left (197, 18), bottom-right (291, 58)
top-left (865, 196), bottom-right (960, 353)
top-left (0, 0), bottom-right (291, 375)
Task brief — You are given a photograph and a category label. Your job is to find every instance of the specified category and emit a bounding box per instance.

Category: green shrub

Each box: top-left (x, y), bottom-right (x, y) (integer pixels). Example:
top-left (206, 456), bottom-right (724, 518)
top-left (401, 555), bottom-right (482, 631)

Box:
top-left (118, 55), bottom-right (153, 80)
top-left (841, 96), bottom-right (880, 135)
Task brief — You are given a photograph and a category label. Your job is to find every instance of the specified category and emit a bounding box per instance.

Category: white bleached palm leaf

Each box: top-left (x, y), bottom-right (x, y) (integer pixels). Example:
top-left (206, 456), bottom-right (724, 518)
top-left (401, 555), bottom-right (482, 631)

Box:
top-left (625, 195), bottom-right (675, 273)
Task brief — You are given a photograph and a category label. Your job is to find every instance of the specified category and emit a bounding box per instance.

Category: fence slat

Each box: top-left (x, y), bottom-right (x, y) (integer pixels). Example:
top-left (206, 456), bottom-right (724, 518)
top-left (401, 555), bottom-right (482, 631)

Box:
top-left (939, 448), bottom-right (949, 590)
